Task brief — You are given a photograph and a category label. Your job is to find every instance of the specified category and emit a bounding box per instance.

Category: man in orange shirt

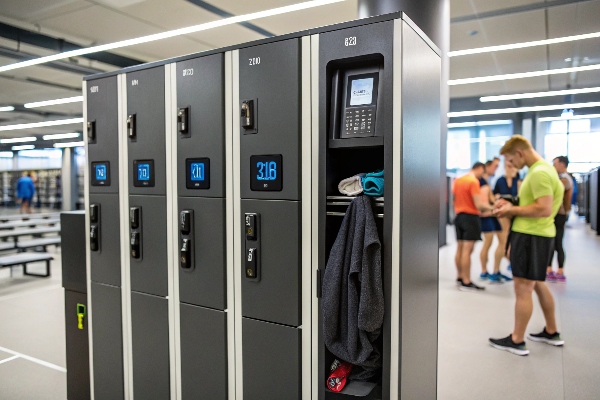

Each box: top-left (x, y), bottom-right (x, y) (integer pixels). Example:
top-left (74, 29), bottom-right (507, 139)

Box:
top-left (453, 162), bottom-right (496, 291)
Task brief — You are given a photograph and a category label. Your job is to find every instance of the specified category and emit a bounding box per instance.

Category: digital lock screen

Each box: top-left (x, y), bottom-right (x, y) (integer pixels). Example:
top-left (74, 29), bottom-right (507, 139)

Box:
top-left (186, 158), bottom-right (210, 189)
top-left (133, 160), bottom-right (155, 187)
top-left (91, 161), bottom-right (110, 186)
top-left (250, 155), bottom-right (282, 191)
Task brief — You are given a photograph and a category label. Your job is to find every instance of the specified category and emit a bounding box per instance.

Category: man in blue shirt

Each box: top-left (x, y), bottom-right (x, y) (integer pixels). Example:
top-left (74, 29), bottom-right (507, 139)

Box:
top-left (16, 172), bottom-right (36, 214)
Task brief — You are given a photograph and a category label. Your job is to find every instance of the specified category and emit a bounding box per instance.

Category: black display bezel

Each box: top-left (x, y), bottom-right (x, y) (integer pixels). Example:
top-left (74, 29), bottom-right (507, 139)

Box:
top-left (250, 154), bottom-right (282, 191)
top-left (133, 159), bottom-right (155, 187)
top-left (345, 72), bottom-right (379, 108)
top-left (185, 158), bottom-right (210, 189)
top-left (91, 161), bottom-right (111, 187)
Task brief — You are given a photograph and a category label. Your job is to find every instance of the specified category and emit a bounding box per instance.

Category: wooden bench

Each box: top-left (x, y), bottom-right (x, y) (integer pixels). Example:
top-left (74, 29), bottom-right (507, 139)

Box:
top-left (17, 237), bottom-right (61, 252)
top-left (0, 252), bottom-right (53, 278)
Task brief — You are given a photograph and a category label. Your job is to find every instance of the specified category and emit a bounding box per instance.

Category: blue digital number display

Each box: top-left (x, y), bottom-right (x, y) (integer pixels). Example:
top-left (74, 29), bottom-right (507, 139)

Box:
top-left (137, 163), bottom-right (151, 181)
top-left (190, 162), bottom-right (205, 181)
top-left (95, 164), bottom-right (107, 181)
top-left (256, 161), bottom-right (277, 181)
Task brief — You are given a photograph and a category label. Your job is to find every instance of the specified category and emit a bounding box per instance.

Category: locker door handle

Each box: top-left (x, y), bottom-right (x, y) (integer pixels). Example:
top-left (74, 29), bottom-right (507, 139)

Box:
top-left (127, 114), bottom-right (136, 139)
top-left (179, 210), bottom-right (194, 270)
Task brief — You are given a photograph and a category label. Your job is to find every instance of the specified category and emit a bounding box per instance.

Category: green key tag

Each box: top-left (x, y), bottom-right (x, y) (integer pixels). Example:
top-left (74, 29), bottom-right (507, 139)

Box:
top-left (77, 303), bottom-right (87, 330)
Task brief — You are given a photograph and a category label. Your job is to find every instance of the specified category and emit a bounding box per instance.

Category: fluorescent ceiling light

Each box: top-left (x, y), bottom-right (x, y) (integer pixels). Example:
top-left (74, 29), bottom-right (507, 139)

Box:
top-left (0, 137), bottom-right (37, 144)
top-left (0, 0), bottom-right (347, 73)
top-left (448, 120), bottom-right (512, 128)
top-left (0, 151), bottom-right (13, 158)
top-left (53, 141), bottom-right (85, 148)
top-left (12, 145), bottom-right (35, 151)
top-left (0, 106), bottom-right (14, 112)
top-left (42, 132), bottom-right (81, 140)
top-left (480, 87), bottom-right (600, 102)
top-left (24, 96), bottom-right (83, 109)
top-left (448, 101), bottom-right (600, 118)
top-left (449, 64), bottom-right (600, 86)
top-left (0, 117), bottom-right (83, 132)
top-left (539, 113), bottom-right (600, 122)
top-left (449, 31), bottom-right (600, 57)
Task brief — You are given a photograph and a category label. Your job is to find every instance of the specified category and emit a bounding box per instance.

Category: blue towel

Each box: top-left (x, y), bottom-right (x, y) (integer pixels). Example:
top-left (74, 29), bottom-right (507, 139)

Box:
top-left (362, 170), bottom-right (384, 197)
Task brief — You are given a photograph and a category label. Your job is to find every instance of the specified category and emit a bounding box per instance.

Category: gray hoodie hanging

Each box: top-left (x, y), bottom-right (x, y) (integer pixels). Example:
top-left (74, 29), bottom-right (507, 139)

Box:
top-left (322, 195), bottom-right (384, 380)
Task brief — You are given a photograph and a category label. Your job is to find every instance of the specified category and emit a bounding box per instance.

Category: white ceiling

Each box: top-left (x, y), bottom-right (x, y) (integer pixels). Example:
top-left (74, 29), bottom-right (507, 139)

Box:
top-left (0, 0), bottom-right (598, 140)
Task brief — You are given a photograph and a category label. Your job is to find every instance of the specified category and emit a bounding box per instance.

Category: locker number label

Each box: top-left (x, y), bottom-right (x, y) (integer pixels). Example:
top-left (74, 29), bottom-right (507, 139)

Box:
top-left (345, 37), bottom-right (357, 46)
top-left (90, 86), bottom-right (99, 93)
top-left (182, 68), bottom-right (194, 76)
top-left (249, 57), bottom-right (261, 66)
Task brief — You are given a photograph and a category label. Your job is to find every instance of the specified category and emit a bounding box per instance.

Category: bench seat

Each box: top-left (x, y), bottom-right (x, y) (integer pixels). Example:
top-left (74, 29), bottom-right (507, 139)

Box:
top-left (0, 252), bottom-right (53, 277)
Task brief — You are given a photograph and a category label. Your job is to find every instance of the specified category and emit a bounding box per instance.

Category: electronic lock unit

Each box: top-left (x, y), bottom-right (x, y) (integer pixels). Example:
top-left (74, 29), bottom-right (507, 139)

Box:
top-left (330, 64), bottom-right (382, 139)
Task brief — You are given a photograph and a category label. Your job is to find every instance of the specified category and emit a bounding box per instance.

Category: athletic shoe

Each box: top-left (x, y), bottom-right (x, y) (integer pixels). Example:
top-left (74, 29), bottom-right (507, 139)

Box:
top-left (499, 273), bottom-right (513, 282)
top-left (527, 328), bottom-right (565, 346)
top-left (479, 272), bottom-right (489, 280)
top-left (459, 282), bottom-right (486, 292)
top-left (456, 278), bottom-right (463, 286)
top-left (488, 273), bottom-right (504, 284)
top-left (556, 274), bottom-right (566, 284)
top-left (489, 335), bottom-right (529, 356)
top-left (507, 265), bottom-right (512, 271)
top-left (546, 272), bottom-right (557, 283)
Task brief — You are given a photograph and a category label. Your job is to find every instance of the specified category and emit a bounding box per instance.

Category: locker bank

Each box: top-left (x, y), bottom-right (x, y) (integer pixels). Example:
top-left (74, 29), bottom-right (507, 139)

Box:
top-left (83, 13), bottom-right (440, 399)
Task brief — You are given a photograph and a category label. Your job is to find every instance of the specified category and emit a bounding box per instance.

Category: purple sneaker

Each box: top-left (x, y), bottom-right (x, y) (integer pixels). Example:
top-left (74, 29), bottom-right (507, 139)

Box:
top-left (546, 272), bottom-right (557, 283)
top-left (556, 274), bottom-right (566, 283)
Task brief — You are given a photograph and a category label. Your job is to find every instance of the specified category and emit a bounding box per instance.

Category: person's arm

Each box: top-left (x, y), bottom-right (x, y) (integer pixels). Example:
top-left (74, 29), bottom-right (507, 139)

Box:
top-left (472, 187), bottom-right (494, 213)
top-left (495, 195), bottom-right (553, 218)
top-left (478, 185), bottom-right (494, 216)
top-left (561, 177), bottom-right (573, 213)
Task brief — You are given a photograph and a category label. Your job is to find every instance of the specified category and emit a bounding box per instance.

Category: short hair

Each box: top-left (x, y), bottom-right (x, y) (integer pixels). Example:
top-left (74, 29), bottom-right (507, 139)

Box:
top-left (472, 162), bottom-right (485, 170)
top-left (493, 157), bottom-right (500, 161)
top-left (554, 156), bottom-right (569, 167)
top-left (500, 135), bottom-right (532, 155)
top-left (485, 160), bottom-right (494, 167)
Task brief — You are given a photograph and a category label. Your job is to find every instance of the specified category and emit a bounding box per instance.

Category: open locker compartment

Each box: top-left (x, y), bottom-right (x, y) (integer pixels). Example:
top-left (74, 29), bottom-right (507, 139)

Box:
top-left (317, 20), bottom-right (394, 400)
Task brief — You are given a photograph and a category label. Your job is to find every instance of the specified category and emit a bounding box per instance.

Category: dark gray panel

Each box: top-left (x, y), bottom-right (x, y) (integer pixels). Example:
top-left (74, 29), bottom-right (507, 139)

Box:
top-left (90, 194), bottom-right (121, 287)
top-left (131, 292), bottom-right (170, 400)
top-left (591, 170), bottom-right (599, 232)
top-left (239, 39), bottom-right (301, 201)
top-left (129, 195), bottom-right (168, 297)
top-left (61, 211), bottom-right (86, 293)
top-left (90, 282), bottom-right (124, 400)
top-left (242, 318), bottom-right (300, 400)
top-left (399, 22), bottom-right (440, 399)
top-left (87, 76), bottom-right (119, 195)
top-left (127, 67), bottom-right (167, 196)
top-left (241, 200), bottom-right (300, 326)
top-left (64, 290), bottom-right (90, 400)
top-left (178, 197), bottom-right (226, 310)
top-left (176, 54), bottom-right (225, 198)
top-left (180, 304), bottom-right (227, 399)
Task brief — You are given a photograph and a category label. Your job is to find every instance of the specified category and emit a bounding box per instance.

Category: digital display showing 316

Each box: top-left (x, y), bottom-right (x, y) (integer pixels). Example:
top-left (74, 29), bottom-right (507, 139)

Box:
top-left (250, 155), bottom-right (282, 191)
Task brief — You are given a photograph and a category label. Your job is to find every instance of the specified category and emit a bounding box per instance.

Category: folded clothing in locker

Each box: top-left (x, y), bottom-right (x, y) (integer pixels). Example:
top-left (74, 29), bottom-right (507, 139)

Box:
top-left (338, 170), bottom-right (384, 197)
top-left (322, 195), bottom-right (384, 381)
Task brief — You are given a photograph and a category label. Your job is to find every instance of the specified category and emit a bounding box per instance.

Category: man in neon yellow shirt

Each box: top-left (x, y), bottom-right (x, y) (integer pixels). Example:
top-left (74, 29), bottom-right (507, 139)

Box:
top-left (489, 136), bottom-right (565, 356)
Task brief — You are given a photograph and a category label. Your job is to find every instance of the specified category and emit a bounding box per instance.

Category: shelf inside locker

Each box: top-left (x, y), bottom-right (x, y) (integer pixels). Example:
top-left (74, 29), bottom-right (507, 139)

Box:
top-left (328, 137), bottom-right (383, 149)
top-left (325, 381), bottom-right (382, 399)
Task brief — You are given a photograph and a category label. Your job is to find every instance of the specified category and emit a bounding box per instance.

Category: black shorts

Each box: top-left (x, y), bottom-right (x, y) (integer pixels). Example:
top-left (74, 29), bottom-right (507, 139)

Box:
top-left (455, 213), bottom-right (481, 241)
top-left (510, 232), bottom-right (554, 281)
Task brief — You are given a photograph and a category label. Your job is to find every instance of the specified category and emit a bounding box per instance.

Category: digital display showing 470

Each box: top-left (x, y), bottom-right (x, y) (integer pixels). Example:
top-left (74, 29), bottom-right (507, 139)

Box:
top-left (250, 155), bottom-right (282, 191)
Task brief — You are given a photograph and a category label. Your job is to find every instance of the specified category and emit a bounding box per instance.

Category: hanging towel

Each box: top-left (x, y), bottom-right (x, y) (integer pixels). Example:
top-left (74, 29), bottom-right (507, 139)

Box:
top-left (322, 196), bottom-right (384, 380)
top-left (338, 173), bottom-right (364, 196)
top-left (362, 170), bottom-right (384, 197)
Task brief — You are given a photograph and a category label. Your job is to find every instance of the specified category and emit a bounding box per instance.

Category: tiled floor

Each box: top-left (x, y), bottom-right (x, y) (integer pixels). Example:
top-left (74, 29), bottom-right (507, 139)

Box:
top-left (438, 215), bottom-right (600, 400)
top-left (0, 211), bottom-right (599, 399)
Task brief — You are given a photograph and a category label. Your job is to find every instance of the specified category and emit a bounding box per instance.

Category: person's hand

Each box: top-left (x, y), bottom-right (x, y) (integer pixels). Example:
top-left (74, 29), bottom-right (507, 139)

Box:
top-left (494, 202), bottom-right (514, 218)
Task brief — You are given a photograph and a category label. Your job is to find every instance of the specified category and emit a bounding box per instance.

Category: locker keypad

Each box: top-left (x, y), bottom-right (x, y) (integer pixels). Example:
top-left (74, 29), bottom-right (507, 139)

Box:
top-left (343, 106), bottom-right (376, 136)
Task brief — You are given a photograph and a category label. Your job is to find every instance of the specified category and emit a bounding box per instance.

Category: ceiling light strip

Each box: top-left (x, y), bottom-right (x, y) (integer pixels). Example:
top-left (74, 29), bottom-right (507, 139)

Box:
top-left (448, 120), bottom-right (513, 128)
top-left (0, 0), bottom-right (346, 73)
top-left (24, 96), bottom-right (83, 109)
top-left (538, 113), bottom-right (600, 122)
top-left (0, 106), bottom-right (15, 112)
top-left (0, 137), bottom-right (37, 144)
top-left (0, 118), bottom-right (83, 132)
top-left (448, 101), bottom-right (600, 118)
top-left (12, 145), bottom-right (35, 151)
top-left (449, 31), bottom-right (600, 57)
top-left (42, 132), bottom-right (81, 140)
top-left (449, 64), bottom-right (600, 86)
top-left (480, 87), bottom-right (600, 102)
top-left (53, 141), bottom-right (85, 148)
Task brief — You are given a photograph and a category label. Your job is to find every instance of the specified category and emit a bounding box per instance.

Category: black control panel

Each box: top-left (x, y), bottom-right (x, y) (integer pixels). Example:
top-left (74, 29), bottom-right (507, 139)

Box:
top-left (185, 158), bottom-right (210, 190)
top-left (179, 210), bottom-right (194, 270)
top-left (133, 160), bottom-right (155, 188)
top-left (130, 207), bottom-right (142, 260)
top-left (91, 161), bottom-right (111, 187)
top-left (341, 71), bottom-right (379, 138)
top-left (250, 155), bottom-right (282, 192)
top-left (244, 213), bottom-right (260, 281)
top-left (89, 204), bottom-right (100, 252)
